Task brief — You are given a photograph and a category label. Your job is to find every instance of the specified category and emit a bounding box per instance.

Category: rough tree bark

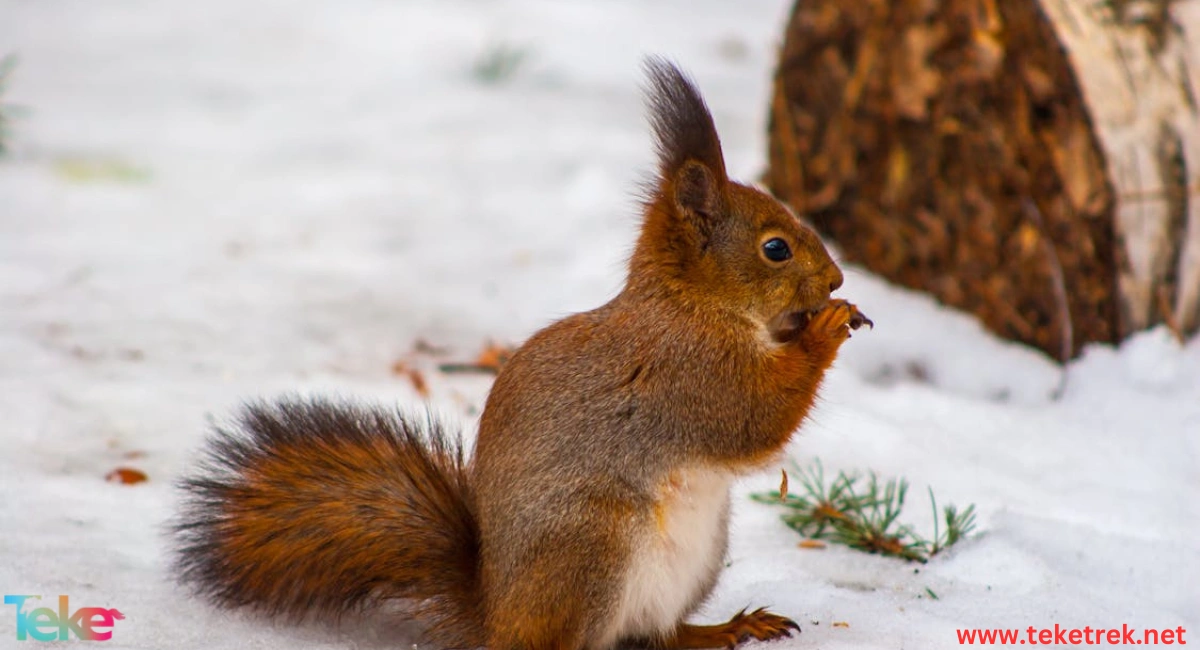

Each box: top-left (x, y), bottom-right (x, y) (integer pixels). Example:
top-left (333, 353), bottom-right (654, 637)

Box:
top-left (766, 0), bottom-right (1199, 362)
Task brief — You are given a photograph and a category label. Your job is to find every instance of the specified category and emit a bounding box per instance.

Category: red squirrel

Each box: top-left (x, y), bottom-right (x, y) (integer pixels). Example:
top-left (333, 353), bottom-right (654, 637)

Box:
top-left (173, 57), bottom-right (869, 650)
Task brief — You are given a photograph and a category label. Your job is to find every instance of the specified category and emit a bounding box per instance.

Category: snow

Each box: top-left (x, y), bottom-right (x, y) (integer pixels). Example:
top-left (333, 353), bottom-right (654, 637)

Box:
top-left (1, 1), bottom-right (1197, 648)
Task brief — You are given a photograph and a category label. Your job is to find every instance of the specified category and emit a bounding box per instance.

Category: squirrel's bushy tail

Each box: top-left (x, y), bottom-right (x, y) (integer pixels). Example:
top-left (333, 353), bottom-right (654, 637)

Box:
top-left (172, 398), bottom-right (482, 648)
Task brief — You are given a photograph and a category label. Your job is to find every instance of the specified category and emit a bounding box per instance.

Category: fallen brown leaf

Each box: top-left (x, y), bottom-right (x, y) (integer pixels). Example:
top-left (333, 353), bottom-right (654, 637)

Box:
top-left (413, 339), bottom-right (451, 355)
top-left (407, 368), bottom-right (430, 398)
top-left (390, 360), bottom-right (431, 398)
top-left (438, 341), bottom-right (515, 375)
top-left (475, 342), bottom-right (513, 371)
top-left (106, 467), bottom-right (147, 485)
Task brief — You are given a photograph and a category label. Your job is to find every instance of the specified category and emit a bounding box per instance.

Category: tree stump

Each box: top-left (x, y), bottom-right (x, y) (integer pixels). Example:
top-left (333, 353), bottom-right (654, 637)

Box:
top-left (766, 0), bottom-right (1200, 362)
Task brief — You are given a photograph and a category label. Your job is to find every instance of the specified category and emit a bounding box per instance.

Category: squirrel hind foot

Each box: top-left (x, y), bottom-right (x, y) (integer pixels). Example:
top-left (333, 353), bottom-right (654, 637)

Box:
top-left (657, 609), bottom-right (800, 650)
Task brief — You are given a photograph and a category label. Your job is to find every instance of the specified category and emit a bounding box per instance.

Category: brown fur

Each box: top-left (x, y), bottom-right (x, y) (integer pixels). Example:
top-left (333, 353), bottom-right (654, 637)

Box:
top-left (173, 400), bottom-right (483, 648)
top-left (173, 58), bottom-right (863, 650)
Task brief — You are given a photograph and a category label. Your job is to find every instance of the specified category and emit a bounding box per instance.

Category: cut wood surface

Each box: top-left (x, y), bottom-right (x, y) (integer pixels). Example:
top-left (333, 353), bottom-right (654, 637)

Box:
top-left (767, 0), bottom-right (1199, 361)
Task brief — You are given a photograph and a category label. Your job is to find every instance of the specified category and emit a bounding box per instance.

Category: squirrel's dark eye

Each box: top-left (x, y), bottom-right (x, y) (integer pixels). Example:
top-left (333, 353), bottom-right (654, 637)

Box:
top-left (762, 237), bottom-right (792, 262)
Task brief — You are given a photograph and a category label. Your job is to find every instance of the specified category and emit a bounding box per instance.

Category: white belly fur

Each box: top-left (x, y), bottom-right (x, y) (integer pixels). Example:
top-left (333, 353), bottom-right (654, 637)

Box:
top-left (603, 466), bottom-right (732, 647)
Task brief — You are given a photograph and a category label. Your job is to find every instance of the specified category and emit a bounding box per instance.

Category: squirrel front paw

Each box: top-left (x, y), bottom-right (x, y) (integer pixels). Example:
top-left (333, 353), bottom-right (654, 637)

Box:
top-left (796, 299), bottom-right (871, 352)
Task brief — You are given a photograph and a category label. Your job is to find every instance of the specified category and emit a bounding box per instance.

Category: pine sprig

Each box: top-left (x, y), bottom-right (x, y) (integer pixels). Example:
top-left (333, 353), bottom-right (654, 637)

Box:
top-left (751, 460), bottom-right (977, 563)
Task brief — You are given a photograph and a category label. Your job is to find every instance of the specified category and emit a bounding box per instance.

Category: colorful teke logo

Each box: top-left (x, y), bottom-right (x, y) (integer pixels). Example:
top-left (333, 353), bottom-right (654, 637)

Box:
top-left (4, 595), bottom-right (124, 642)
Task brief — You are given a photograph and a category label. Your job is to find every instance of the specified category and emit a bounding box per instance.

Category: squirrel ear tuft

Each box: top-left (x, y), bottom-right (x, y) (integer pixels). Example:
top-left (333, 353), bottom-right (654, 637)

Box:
top-left (643, 57), bottom-right (728, 190)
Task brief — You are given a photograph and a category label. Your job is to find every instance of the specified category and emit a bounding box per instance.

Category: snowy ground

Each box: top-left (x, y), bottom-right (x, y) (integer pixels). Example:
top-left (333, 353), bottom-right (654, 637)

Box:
top-left (1, 1), bottom-right (1198, 648)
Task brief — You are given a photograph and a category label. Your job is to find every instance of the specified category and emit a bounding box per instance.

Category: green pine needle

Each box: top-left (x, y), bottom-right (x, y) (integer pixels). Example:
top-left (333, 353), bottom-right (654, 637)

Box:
top-left (751, 459), bottom-right (977, 563)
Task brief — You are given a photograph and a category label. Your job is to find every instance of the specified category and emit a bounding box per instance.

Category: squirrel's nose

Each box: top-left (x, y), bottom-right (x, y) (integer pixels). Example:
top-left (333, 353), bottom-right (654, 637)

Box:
top-left (828, 267), bottom-right (844, 292)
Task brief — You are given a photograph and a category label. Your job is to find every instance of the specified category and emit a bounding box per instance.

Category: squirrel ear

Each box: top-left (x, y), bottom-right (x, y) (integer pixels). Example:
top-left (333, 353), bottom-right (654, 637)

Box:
top-left (670, 160), bottom-right (722, 249)
top-left (674, 159), bottom-right (721, 223)
top-left (643, 57), bottom-right (729, 195)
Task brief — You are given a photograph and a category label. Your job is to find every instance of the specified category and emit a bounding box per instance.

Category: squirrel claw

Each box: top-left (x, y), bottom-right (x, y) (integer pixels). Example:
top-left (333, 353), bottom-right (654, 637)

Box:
top-left (665, 608), bottom-right (799, 650)
top-left (848, 309), bottom-right (873, 331)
